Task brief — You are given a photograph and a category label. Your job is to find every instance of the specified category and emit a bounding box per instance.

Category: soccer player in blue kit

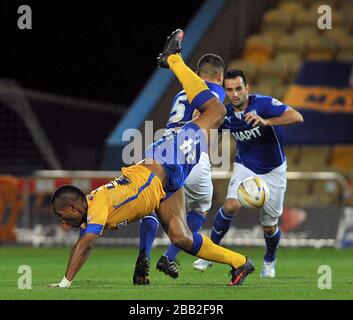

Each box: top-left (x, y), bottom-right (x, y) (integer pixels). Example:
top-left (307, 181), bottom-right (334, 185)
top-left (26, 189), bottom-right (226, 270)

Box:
top-left (193, 69), bottom-right (303, 277)
top-left (133, 53), bottom-right (226, 284)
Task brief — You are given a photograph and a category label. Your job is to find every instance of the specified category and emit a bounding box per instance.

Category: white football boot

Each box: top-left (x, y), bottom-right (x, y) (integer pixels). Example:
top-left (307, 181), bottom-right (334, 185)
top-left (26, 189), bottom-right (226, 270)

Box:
top-left (193, 259), bottom-right (213, 272)
top-left (260, 259), bottom-right (276, 278)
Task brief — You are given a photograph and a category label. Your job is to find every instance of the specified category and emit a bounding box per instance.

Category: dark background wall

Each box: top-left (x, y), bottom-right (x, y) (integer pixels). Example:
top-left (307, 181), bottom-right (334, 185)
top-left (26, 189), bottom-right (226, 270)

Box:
top-left (0, 0), bottom-right (204, 105)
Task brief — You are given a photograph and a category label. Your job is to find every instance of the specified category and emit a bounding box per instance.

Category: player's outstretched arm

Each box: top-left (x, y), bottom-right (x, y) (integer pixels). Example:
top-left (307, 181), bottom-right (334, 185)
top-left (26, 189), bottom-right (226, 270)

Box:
top-left (48, 233), bottom-right (99, 288)
top-left (244, 107), bottom-right (303, 127)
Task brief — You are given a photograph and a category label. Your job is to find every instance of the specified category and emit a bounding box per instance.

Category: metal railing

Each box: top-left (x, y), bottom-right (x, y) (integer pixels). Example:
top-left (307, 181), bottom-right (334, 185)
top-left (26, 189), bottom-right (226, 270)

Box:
top-left (2, 170), bottom-right (351, 247)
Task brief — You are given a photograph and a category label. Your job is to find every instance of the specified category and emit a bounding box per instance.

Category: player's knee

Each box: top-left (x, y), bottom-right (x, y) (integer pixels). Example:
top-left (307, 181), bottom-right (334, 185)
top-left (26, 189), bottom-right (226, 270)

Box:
top-left (201, 98), bottom-right (226, 127)
top-left (223, 198), bottom-right (241, 215)
top-left (211, 100), bottom-right (227, 127)
top-left (263, 225), bottom-right (277, 235)
top-left (169, 233), bottom-right (192, 250)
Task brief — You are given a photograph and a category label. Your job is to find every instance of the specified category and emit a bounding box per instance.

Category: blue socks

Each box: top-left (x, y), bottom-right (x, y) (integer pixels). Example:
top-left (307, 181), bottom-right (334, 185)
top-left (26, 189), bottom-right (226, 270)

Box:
top-left (264, 227), bottom-right (281, 262)
top-left (163, 210), bottom-right (206, 261)
top-left (187, 210), bottom-right (206, 231)
top-left (211, 208), bottom-right (234, 244)
top-left (139, 213), bottom-right (159, 259)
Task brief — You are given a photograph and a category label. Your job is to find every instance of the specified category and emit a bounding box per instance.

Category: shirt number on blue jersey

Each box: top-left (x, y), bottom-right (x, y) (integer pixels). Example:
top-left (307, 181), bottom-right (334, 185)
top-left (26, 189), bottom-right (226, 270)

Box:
top-left (179, 138), bottom-right (196, 164)
top-left (167, 94), bottom-right (187, 126)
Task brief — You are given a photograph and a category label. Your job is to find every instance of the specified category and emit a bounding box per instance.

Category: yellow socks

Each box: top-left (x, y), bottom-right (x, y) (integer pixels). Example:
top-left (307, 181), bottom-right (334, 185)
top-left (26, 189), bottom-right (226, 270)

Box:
top-left (167, 54), bottom-right (209, 103)
top-left (197, 235), bottom-right (246, 269)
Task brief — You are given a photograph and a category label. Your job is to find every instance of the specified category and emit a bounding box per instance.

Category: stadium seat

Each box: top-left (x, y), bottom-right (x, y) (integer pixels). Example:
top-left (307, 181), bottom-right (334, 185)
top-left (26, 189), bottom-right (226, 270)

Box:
top-left (242, 34), bottom-right (275, 65)
top-left (336, 51), bottom-right (353, 62)
top-left (276, 30), bottom-right (313, 55)
top-left (324, 27), bottom-right (352, 47)
top-left (226, 59), bottom-right (259, 84)
top-left (325, 11), bottom-right (345, 28)
top-left (278, 1), bottom-right (304, 13)
top-left (336, 37), bottom-right (353, 61)
top-left (258, 60), bottom-right (289, 86)
top-left (250, 83), bottom-right (275, 97)
top-left (298, 0), bottom-right (339, 9)
top-left (273, 85), bottom-right (289, 101)
top-left (341, 0), bottom-right (353, 28)
top-left (279, 0), bottom-right (318, 9)
top-left (296, 146), bottom-right (331, 171)
top-left (304, 35), bottom-right (337, 60)
top-left (259, 29), bottom-right (286, 43)
top-left (329, 145), bottom-right (353, 172)
top-left (308, 0), bottom-right (340, 9)
top-left (294, 9), bottom-right (319, 29)
top-left (274, 52), bottom-right (302, 82)
top-left (261, 9), bottom-right (294, 34)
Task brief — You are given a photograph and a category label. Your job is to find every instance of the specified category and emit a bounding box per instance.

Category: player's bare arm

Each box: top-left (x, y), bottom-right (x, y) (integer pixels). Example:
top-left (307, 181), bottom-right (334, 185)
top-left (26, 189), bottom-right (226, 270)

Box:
top-left (65, 233), bottom-right (99, 280)
top-left (244, 107), bottom-right (304, 127)
top-left (49, 233), bottom-right (99, 287)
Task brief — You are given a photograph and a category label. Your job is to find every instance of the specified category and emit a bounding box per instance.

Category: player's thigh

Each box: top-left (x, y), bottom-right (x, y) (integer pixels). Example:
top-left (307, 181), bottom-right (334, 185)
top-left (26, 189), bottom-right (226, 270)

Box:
top-left (260, 165), bottom-right (287, 226)
top-left (192, 97), bottom-right (226, 132)
top-left (156, 188), bottom-right (191, 241)
top-left (184, 183), bottom-right (213, 213)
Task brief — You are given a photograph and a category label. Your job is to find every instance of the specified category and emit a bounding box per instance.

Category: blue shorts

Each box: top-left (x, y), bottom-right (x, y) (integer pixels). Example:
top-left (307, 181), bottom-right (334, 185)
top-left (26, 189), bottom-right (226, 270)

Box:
top-left (144, 122), bottom-right (208, 197)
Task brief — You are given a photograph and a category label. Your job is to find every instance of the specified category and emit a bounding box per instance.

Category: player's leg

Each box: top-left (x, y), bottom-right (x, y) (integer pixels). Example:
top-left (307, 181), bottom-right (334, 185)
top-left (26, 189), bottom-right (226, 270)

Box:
top-left (211, 163), bottom-right (253, 244)
top-left (156, 208), bottom-right (206, 279)
top-left (133, 212), bottom-right (159, 285)
top-left (192, 197), bottom-right (240, 272)
top-left (157, 30), bottom-right (226, 132)
top-left (156, 188), bottom-right (254, 285)
top-left (157, 153), bottom-right (212, 277)
top-left (194, 163), bottom-right (252, 271)
top-left (259, 162), bottom-right (287, 278)
top-left (167, 54), bottom-right (226, 132)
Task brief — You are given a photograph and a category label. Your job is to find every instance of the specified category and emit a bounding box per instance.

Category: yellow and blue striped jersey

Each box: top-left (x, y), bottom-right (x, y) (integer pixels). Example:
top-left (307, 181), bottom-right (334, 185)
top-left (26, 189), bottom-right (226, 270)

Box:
top-left (80, 165), bottom-right (165, 236)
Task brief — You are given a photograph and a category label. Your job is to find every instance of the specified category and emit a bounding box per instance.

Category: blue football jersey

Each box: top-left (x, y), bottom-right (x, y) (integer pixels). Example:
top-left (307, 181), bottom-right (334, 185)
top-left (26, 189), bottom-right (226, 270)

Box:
top-left (144, 82), bottom-right (223, 198)
top-left (220, 94), bottom-right (289, 174)
top-left (144, 122), bottom-right (208, 197)
top-left (165, 81), bottom-right (225, 131)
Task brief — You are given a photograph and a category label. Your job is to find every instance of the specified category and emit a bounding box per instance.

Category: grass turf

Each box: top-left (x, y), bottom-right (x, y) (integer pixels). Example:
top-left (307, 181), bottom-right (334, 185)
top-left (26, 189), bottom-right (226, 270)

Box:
top-left (0, 246), bottom-right (352, 300)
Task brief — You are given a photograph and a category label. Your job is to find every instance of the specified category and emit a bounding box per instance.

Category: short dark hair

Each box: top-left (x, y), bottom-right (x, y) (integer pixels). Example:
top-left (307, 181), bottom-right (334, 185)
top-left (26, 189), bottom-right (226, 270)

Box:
top-left (225, 69), bottom-right (248, 85)
top-left (50, 184), bottom-right (86, 212)
top-left (197, 53), bottom-right (225, 78)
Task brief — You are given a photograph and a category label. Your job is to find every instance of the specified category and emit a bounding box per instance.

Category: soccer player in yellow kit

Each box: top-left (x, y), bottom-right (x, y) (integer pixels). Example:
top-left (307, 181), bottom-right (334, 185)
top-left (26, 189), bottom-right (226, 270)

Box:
top-left (49, 29), bottom-right (254, 288)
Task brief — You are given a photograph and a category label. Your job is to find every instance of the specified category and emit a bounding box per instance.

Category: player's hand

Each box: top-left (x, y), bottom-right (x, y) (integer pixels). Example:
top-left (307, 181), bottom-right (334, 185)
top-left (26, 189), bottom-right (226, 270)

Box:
top-left (48, 277), bottom-right (72, 288)
top-left (48, 283), bottom-right (61, 288)
top-left (244, 113), bottom-right (269, 127)
top-left (48, 282), bottom-right (71, 288)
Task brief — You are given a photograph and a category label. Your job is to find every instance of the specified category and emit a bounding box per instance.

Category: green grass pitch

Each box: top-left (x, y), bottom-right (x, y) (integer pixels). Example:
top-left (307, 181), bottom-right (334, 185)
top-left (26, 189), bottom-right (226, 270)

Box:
top-left (0, 246), bottom-right (352, 300)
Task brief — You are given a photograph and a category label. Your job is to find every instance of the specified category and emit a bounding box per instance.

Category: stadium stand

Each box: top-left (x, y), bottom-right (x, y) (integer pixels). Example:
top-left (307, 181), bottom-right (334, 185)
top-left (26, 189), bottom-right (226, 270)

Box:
top-left (330, 145), bottom-right (353, 173)
top-left (224, 0), bottom-right (353, 210)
